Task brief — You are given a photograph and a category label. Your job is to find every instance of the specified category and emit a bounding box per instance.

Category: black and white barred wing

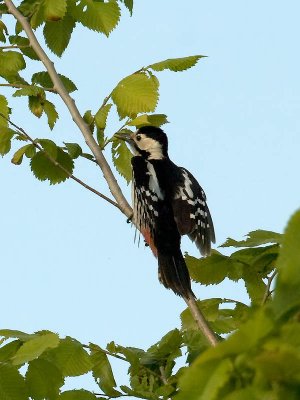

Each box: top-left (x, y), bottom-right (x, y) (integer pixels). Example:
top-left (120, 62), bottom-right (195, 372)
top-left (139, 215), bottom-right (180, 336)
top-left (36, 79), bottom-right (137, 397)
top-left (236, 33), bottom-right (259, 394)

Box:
top-left (172, 167), bottom-right (215, 256)
top-left (131, 157), bottom-right (162, 252)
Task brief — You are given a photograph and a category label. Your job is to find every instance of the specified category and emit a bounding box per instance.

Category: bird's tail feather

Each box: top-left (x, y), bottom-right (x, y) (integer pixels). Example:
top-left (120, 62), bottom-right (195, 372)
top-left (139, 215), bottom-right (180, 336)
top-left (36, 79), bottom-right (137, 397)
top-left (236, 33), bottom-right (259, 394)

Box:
top-left (158, 251), bottom-right (194, 298)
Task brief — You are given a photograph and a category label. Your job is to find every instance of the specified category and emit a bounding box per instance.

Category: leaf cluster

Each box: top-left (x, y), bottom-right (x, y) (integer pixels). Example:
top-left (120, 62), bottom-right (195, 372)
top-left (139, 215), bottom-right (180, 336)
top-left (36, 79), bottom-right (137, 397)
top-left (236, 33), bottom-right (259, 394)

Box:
top-left (1, 210), bottom-right (300, 399)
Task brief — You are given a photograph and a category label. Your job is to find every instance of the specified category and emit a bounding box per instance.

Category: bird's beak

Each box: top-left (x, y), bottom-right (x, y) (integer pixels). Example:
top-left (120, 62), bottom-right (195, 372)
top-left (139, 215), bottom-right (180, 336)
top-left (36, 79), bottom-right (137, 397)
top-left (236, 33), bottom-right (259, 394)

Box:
top-left (114, 133), bottom-right (134, 144)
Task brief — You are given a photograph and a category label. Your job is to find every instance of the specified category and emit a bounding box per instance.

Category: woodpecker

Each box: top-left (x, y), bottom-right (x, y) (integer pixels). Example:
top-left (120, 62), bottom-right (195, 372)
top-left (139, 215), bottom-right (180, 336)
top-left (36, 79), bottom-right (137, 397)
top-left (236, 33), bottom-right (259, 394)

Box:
top-left (118, 126), bottom-right (215, 298)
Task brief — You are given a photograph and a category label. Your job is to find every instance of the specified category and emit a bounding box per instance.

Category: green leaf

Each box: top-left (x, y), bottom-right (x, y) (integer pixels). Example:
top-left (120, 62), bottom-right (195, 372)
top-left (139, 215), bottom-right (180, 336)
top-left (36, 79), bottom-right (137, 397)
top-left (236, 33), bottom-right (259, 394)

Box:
top-left (11, 144), bottom-right (33, 165)
top-left (44, 336), bottom-right (93, 376)
top-left (0, 340), bottom-right (22, 362)
top-left (112, 139), bottom-right (132, 183)
top-left (36, 139), bottom-right (58, 159)
top-left (32, 71), bottom-right (77, 93)
top-left (273, 209), bottom-right (300, 317)
top-left (0, 94), bottom-right (9, 127)
top-left (0, 329), bottom-right (35, 341)
top-left (13, 86), bottom-right (45, 98)
top-left (9, 35), bottom-right (39, 60)
top-left (0, 51), bottom-right (26, 75)
top-left (30, 148), bottom-right (74, 184)
top-left (90, 344), bottom-right (121, 397)
top-left (148, 55), bottom-right (205, 72)
top-left (0, 20), bottom-right (8, 42)
top-left (0, 128), bottom-right (14, 156)
top-left (58, 390), bottom-right (97, 400)
top-left (128, 114), bottom-right (169, 128)
top-left (69, 0), bottom-right (121, 35)
top-left (12, 333), bottom-right (60, 365)
top-left (185, 252), bottom-right (244, 285)
top-left (43, 100), bottom-right (59, 129)
top-left (26, 358), bottom-right (64, 400)
top-left (28, 96), bottom-right (43, 118)
top-left (94, 103), bottom-right (112, 146)
top-left (83, 110), bottom-right (95, 132)
top-left (141, 329), bottom-right (182, 365)
top-left (43, 14), bottom-right (76, 56)
top-left (123, 0), bottom-right (133, 15)
top-left (43, 0), bottom-right (67, 21)
top-left (221, 229), bottom-right (282, 248)
top-left (0, 364), bottom-right (27, 400)
top-left (112, 72), bottom-right (159, 119)
top-left (64, 142), bottom-right (83, 159)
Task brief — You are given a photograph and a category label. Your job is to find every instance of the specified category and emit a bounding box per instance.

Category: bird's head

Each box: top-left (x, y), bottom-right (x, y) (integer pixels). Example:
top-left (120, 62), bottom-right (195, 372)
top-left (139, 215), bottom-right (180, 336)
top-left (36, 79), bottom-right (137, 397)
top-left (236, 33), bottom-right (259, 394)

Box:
top-left (117, 126), bottom-right (168, 160)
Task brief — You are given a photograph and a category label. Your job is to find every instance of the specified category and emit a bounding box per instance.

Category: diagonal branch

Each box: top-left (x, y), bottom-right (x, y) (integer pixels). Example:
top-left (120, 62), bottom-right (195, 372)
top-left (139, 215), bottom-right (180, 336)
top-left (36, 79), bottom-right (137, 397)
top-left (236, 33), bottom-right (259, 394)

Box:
top-left (4, 0), bottom-right (132, 218)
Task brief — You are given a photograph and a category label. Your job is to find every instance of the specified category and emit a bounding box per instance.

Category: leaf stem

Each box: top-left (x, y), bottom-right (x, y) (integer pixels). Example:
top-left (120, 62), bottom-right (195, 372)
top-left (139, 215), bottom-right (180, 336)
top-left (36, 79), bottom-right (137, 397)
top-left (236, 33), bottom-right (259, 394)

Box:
top-left (261, 270), bottom-right (277, 305)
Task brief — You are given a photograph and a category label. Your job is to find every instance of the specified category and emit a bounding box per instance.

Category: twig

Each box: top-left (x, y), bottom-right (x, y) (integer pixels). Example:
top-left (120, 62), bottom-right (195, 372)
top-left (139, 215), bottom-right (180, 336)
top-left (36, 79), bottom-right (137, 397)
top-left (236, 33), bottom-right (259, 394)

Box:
top-left (261, 270), bottom-right (277, 305)
top-left (184, 294), bottom-right (219, 347)
top-left (0, 44), bottom-right (29, 49)
top-left (4, 0), bottom-right (132, 219)
top-left (0, 113), bottom-right (119, 209)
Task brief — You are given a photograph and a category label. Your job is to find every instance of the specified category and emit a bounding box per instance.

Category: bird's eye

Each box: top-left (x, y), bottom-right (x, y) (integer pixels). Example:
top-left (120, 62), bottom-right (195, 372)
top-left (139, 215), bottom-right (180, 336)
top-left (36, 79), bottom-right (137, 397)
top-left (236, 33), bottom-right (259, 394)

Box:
top-left (136, 135), bottom-right (142, 141)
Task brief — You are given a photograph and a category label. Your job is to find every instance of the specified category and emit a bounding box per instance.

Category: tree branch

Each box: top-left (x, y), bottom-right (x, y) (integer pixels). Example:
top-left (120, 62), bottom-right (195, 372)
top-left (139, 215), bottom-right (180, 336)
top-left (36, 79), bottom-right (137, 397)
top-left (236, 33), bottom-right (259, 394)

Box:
top-left (184, 294), bottom-right (219, 346)
top-left (4, 0), bottom-right (132, 218)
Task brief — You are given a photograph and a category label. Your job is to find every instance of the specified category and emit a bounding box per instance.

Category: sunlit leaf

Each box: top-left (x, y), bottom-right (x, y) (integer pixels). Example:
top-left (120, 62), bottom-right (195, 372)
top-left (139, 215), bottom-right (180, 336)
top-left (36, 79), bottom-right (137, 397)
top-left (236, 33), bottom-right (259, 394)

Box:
top-left (11, 144), bottom-right (33, 165)
top-left (58, 390), bottom-right (97, 400)
top-left (111, 139), bottom-right (132, 183)
top-left (43, 100), bottom-right (59, 129)
top-left (148, 55), bottom-right (205, 72)
top-left (69, 0), bottom-right (121, 36)
top-left (128, 114), bottom-right (168, 128)
top-left (43, 0), bottom-right (67, 21)
top-left (32, 71), bottom-right (77, 93)
top-left (112, 72), bottom-right (159, 119)
top-left (221, 230), bottom-right (282, 248)
top-left (30, 148), bottom-right (74, 184)
top-left (44, 13), bottom-right (76, 56)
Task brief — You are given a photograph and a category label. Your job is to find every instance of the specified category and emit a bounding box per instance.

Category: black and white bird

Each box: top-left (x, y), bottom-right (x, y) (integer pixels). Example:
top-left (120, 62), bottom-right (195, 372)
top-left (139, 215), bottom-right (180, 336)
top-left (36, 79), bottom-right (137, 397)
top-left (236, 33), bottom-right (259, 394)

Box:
top-left (118, 126), bottom-right (215, 298)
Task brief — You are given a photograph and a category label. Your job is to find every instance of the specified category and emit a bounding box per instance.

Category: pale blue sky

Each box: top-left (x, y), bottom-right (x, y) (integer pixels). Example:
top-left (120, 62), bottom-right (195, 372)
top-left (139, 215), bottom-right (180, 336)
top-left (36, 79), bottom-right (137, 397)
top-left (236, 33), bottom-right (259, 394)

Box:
top-left (1, 0), bottom-right (300, 392)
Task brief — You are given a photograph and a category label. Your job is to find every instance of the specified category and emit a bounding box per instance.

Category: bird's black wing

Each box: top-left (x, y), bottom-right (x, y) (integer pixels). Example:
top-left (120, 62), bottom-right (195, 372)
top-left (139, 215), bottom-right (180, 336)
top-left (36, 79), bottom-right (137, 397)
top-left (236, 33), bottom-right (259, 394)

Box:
top-left (172, 167), bottom-right (215, 256)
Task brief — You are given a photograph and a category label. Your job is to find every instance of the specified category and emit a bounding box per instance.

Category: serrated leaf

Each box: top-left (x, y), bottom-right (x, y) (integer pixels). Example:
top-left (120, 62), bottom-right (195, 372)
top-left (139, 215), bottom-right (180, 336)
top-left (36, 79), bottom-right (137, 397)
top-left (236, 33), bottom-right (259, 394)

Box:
top-left (9, 35), bottom-right (39, 60)
top-left (36, 139), bottom-right (58, 159)
top-left (128, 114), bottom-right (168, 128)
top-left (58, 390), bottom-right (97, 400)
top-left (69, 0), bottom-right (121, 36)
top-left (0, 364), bottom-right (27, 400)
top-left (0, 94), bottom-right (9, 127)
top-left (112, 139), bottom-right (132, 183)
top-left (0, 340), bottom-right (22, 362)
top-left (221, 230), bottom-right (282, 248)
top-left (43, 13), bottom-right (76, 56)
top-left (0, 128), bottom-right (14, 155)
top-left (26, 358), bottom-right (64, 400)
top-left (30, 148), bottom-right (74, 184)
top-left (43, 0), bottom-right (67, 21)
top-left (112, 72), bottom-right (159, 119)
top-left (185, 252), bottom-right (244, 285)
top-left (123, 0), bottom-right (133, 15)
top-left (0, 20), bottom-right (8, 42)
top-left (43, 100), bottom-right (59, 129)
top-left (25, 144), bottom-right (36, 158)
top-left (29, 96), bottom-right (43, 118)
top-left (0, 329), bottom-right (35, 341)
top-left (44, 336), bottom-right (92, 376)
top-left (94, 103), bottom-right (112, 146)
top-left (0, 51), bottom-right (26, 75)
top-left (90, 344), bottom-right (120, 397)
top-left (11, 144), bottom-right (33, 165)
top-left (32, 71), bottom-right (77, 93)
top-left (12, 333), bottom-right (60, 365)
top-left (273, 209), bottom-right (300, 317)
top-left (148, 55), bottom-right (205, 72)
top-left (141, 329), bottom-right (182, 365)
top-left (64, 142), bottom-right (82, 159)
top-left (13, 85), bottom-right (45, 98)
top-left (83, 109), bottom-right (94, 132)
